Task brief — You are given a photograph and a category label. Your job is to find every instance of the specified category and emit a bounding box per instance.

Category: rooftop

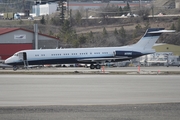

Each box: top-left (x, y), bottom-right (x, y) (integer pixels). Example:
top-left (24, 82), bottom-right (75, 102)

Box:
top-left (0, 27), bottom-right (59, 40)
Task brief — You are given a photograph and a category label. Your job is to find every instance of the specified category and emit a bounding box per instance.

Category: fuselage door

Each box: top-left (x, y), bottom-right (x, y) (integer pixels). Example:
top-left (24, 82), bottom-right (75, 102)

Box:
top-left (18, 52), bottom-right (27, 61)
top-left (23, 52), bottom-right (27, 60)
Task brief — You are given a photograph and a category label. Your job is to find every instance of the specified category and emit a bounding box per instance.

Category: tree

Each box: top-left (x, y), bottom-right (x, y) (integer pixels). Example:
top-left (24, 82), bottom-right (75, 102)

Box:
top-left (133, 24), bottom-right (142, 38)
top-left (87, 31), bottom-right (94, 44)
top-left (138, 6), bottom-right (150, 20)
top-left (118, 26), bottom-right (127, 45)
top-left (88, 31), bottom-right (94, 39)
top-left (170, 23), bottom-right (176, 30)
top-left (49, 30), bottom-right (54, 36)
top-left (127, 2), bottom-right (131, 11)
top-left (78, 34), bottom-right (87, 47)
top-left (102, 27), bottom-right (108, 37)
top-left (123, 2), bottom-right (131, 13)
top-left (75, 10), bottom-right (82, 26)
top-left (98, 4), bottom-right (120, 19)
top-left (50, 16), bottom-right (61, 26)
top-left (144, 21), bottom-right (150, 30)
top-left (40, 15), bottom-right (46, 25)
top-left (118, 6), bottom-right (123, 16)
top-left (135, 24), bottom-right (142, 30)
top-left (114, 28), bottom-right (118, 35)
top-left (119, 26), bottom-right (126, 39)
top-left (59, 20), bottom-right (76, 45)
top-left (176, 17), bottom-right (180, 32)
top-left (61, 20), bottom-right (73, 34)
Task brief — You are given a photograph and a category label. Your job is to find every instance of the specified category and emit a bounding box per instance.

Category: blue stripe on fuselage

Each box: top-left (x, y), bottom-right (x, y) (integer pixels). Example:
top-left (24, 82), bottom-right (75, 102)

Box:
top-left (115, 51), bottom-right (144, 57)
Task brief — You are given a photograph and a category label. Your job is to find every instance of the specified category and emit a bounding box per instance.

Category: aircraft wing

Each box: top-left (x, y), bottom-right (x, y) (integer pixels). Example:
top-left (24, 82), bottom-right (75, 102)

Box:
top-left (77, 57), bottom-right (131, 62)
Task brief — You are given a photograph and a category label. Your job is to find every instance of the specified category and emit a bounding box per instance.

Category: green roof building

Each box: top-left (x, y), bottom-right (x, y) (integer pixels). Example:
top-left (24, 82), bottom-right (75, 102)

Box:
top-left (153, 44), bottom-right (180, 56)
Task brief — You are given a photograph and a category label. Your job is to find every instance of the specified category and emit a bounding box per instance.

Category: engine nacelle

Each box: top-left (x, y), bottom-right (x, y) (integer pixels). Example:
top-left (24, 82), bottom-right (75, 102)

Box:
top-left (114, 51), bottom-right (143, 57)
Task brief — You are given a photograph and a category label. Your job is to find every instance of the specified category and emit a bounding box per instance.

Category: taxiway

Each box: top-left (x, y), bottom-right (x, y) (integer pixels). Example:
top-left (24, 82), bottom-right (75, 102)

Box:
top-left (0, 74), bottom-right (180, 106)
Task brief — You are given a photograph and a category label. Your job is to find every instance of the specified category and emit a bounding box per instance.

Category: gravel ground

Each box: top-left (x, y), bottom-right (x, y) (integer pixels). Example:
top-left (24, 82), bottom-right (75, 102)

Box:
top-left (0, 103), bottom-right (180, 120)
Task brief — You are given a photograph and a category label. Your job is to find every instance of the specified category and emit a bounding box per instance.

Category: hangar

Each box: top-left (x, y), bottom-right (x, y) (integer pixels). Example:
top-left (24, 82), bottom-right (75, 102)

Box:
top-left (153, 43), bottom-right (180, 56)
top-left (0, 28), bottom-right (59, 60)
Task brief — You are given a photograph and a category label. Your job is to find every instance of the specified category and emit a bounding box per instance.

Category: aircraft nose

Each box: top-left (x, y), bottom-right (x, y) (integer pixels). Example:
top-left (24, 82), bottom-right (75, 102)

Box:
top-left (5, 58), bottom-right (11, 64)
top-left (5, 57), bottom-right (15, 65)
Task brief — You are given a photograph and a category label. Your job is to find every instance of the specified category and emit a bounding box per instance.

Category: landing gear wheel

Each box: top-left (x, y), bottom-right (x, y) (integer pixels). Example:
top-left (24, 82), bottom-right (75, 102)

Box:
top-left (96, 64), bottom-right (101, 69)
top-left (90, 64), bottom-right (95, 69)
top-left (13, 66), bottom-right (18, 71)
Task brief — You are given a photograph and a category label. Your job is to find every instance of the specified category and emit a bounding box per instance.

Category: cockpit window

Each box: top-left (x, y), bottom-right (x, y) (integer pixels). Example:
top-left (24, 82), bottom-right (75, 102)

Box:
top-left (13, 53), bottom-right (18, 56)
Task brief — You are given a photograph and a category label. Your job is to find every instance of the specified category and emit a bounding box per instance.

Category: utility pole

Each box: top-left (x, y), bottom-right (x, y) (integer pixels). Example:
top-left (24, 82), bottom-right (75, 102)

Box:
top-left (151, 0), bottom-right (154, 18)
top-left (23, 0), bottom-right (25, 12)
top-left (139, 0), bottom-right (141, 10)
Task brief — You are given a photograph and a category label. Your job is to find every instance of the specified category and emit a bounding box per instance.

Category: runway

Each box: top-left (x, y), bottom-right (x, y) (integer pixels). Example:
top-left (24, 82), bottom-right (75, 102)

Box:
top-left (0, 75), bottom-right (180, 106)
top-left (1, 74), bottom-right (180, 120)
top-left (1, 66), bottom-right (180, 75)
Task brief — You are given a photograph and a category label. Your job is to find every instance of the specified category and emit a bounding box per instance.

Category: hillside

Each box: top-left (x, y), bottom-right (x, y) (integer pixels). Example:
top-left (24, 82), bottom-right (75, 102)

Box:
top-left (0, 0), bottom-right (179, 47)
top-left (154, 0), bottom-right (175, 8)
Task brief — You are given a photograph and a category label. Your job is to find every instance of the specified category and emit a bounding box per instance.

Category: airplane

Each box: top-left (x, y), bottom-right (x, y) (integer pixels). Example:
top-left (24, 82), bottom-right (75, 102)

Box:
top-left (5, 28), bottom-right (175, 71)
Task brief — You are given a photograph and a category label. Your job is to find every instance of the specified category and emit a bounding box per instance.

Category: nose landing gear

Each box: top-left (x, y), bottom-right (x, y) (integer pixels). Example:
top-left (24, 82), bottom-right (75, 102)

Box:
top-left (13, 66), bottom-right (18, 71)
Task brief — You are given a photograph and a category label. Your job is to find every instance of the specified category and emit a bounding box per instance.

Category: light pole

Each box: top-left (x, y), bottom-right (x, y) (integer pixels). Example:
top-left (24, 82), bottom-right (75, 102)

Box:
top-left (139, 0), bottom-right (141, 10)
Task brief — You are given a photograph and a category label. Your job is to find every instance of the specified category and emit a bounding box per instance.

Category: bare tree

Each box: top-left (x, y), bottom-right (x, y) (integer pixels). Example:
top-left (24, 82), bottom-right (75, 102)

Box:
top-left (138, 6), bottom-right (150, 20)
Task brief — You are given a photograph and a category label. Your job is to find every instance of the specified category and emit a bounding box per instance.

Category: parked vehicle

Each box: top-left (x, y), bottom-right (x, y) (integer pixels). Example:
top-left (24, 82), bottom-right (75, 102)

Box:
top-left (166, 56), bottom-right (180, 67)
top-left (3, 12), bottom-right (21, 20)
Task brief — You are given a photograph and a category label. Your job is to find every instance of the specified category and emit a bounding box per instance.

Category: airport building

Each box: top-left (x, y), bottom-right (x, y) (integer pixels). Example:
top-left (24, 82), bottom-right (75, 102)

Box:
top-left (153, 43), bottom-right (180, 56)
top-left (137, 44), bottom-right (180, 66)
top-left (32, 3), bottom-right (58, 16)
top-left (0, 28), bottom-right (59, 60)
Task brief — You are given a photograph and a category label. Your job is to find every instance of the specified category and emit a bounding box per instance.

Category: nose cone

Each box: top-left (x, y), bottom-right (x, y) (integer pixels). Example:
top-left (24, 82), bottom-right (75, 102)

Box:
top-left (5, 56), bottom-right (16, 65)
top-left (5, 57), bottom-right (12, 65)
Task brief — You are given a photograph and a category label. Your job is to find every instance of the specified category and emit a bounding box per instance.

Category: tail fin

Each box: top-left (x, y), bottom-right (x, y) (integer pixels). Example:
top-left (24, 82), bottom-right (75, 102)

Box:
top-left (132, 28), bottom-right (175, 50)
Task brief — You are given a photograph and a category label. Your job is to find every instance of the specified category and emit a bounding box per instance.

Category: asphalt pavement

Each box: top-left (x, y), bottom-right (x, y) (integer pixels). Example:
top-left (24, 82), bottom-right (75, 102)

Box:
top-left (0, 103), bottom-right (180, 120)
top-left (0, 75), bottom-right (180, 106)
top-left (0, 74), bottom-right (180, 120)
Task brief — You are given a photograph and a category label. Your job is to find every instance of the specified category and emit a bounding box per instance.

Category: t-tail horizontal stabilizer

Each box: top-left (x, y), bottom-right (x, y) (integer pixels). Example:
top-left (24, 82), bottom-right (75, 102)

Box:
top-left (132, 28), bottom-right (175, 50)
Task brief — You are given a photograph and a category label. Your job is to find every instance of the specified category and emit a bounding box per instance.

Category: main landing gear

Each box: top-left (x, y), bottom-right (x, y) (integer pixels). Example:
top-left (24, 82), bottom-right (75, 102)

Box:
top-left (90, 64), bottom-right (101, 69)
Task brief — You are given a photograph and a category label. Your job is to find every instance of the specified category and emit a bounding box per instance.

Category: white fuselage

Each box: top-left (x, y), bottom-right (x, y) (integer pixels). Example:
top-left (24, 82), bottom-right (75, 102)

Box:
top-left (5, 45), bottom-right (153, 66)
